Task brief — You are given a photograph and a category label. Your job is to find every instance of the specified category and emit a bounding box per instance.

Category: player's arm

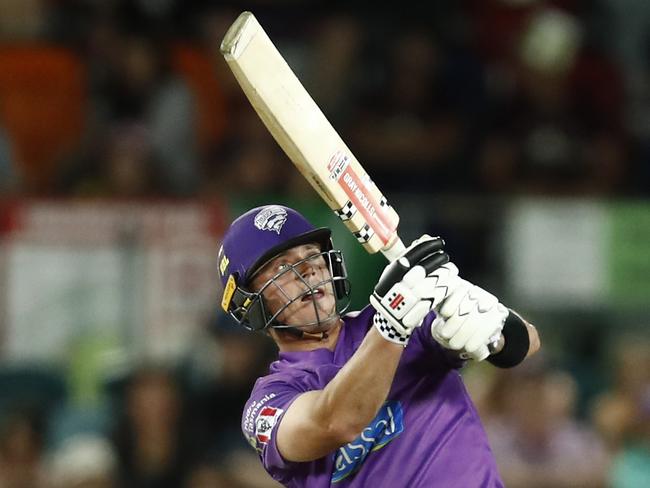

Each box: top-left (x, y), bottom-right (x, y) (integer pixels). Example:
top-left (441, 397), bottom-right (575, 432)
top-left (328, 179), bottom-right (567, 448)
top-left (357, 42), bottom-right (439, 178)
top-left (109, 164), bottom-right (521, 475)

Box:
top-left (276, 238), bottom-right (452, 462)
top-left (276, 327), bottom-right (402, 462)
top-left (485, 308), bottom-right (540, 367)
top-left (522, 316), bottom-right (540, 358)
top-left (430, 276), bottom-right (541, 367)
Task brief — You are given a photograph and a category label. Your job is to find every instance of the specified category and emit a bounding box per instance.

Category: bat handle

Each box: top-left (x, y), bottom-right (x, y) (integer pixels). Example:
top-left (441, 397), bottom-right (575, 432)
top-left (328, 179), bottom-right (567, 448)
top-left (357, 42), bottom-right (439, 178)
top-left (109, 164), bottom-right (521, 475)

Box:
top-left (380, 236), bottom-right (406, 262)
top-left (379, 234), bottom-right (505, 356)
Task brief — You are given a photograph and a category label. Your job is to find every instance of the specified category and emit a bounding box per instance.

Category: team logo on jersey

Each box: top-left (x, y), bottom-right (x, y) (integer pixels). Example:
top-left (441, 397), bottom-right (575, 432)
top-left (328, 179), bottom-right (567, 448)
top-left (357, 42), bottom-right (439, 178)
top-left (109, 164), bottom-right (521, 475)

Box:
top-left (254, 406), bottom-right (284, 446)
top-left (331, 401), bottom-right (404, 483)
top-left (254, 206), bottom-right (288, 234)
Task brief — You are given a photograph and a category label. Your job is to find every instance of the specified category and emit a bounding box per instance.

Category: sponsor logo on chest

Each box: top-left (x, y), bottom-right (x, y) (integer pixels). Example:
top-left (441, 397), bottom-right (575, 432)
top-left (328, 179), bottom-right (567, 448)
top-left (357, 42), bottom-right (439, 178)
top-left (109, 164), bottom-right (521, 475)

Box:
top-left (331, 401), bottom-right (404, 483)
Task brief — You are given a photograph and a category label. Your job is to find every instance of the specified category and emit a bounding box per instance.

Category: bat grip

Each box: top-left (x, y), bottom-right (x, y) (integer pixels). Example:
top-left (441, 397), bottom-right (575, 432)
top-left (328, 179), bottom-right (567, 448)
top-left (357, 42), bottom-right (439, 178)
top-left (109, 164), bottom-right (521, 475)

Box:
top-left (380, 237), bottom-right (406, 262)
top-left (379, 234), bottom-right (504, 355)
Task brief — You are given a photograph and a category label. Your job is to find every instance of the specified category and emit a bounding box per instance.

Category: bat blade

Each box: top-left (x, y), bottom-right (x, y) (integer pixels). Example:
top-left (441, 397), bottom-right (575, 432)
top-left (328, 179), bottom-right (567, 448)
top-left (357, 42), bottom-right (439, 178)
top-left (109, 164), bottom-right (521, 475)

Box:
top-left (220, 11), bottom-right (404, 259)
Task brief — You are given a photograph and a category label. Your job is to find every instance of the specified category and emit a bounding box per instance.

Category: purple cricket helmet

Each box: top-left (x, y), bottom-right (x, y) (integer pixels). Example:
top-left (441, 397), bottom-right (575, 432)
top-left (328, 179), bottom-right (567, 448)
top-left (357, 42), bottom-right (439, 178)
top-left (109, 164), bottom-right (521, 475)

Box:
top-left (218, 204), bottom-right (350, 331)
top-left (218, 205), bottom-right (330, 287)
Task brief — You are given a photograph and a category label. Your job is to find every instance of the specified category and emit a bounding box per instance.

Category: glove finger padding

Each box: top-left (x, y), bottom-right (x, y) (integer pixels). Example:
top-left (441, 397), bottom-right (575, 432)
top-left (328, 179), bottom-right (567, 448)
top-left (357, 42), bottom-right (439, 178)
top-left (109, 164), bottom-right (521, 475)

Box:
top-left (438, 311), bottom-right (470, 343)
top-left (448, 312), bottom-right (490, 351)
top-left (464, 304), bottom-right (508, 355)
top-left (375, 238), bottom-right (446, 297)
top-left (438, 278), bottom-right (473, 325)
top-left (402, 300), bottom-right (431, 329)
top-left (412, 263), bottom-right (460, 311)
top-left (417, 251), bottom-right (450, 276)
top-left (402, 234), bottom-right (445, 265)
top-left (433, 277), bottom-right (509, 361)
top-left (431, 315), bottom-right (450, 347)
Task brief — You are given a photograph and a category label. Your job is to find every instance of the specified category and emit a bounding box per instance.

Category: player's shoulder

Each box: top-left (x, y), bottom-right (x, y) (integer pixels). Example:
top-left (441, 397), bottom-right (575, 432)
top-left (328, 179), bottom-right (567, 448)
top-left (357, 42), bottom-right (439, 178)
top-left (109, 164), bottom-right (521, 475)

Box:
top-left (340, 304), bottom-right (376, 341)
top-left (242, 372), bottom-right (305, 452)
top-left (342, 304), bottom-right (375, 326)
top-left (250, 369), bottom-right (299, 397)
top-left (245, 366), bottom-right (308, 410)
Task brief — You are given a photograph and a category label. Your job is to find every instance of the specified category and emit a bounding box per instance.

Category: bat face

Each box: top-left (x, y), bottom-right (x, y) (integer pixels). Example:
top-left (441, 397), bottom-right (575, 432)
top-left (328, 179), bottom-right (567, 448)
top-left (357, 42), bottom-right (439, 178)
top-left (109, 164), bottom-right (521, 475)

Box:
top-left (220, 12), bottom-right (404, 259)
top-left (326, 151), bottom-right (398, 248)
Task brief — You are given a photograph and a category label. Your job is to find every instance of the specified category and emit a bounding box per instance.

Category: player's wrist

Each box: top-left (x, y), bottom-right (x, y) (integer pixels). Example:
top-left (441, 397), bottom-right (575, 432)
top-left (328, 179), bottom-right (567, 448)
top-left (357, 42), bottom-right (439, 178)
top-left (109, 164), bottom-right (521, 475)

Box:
top-left (487, 309), bottom-right (530, 368)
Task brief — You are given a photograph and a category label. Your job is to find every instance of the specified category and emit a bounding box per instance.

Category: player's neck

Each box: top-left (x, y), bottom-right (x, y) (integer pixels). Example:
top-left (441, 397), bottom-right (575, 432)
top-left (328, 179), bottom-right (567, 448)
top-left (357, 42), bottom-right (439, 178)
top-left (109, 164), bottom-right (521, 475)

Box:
top-left (274, 320), bottom-right (343, 352)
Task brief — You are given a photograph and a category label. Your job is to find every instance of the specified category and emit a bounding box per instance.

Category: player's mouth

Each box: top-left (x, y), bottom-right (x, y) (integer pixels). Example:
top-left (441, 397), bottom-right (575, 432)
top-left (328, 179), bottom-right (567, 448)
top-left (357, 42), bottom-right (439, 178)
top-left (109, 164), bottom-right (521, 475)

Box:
top-left (301, 288), bottom-right (325, 302)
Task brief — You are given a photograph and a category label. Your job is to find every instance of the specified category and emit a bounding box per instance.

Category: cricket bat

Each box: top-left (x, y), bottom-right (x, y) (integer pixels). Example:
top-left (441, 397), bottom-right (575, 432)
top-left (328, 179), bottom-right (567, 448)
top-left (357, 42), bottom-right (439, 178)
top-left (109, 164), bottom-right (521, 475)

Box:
top-left (220, 12), bottom-right (504, 352)
top-left (220, 11), bottom-right (405, 262)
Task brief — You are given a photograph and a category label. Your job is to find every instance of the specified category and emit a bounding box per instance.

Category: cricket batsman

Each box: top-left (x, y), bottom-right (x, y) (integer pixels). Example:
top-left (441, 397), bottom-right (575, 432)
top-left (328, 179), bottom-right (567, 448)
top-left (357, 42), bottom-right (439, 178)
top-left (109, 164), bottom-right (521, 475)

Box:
top-left (218, 204), bottom-right (541, 487)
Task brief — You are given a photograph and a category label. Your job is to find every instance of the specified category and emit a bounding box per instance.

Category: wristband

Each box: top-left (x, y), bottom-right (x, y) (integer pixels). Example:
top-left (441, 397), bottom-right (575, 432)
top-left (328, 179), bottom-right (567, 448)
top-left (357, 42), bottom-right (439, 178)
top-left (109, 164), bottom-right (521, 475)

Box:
top-left (487, 309), bottom-right (530, 368)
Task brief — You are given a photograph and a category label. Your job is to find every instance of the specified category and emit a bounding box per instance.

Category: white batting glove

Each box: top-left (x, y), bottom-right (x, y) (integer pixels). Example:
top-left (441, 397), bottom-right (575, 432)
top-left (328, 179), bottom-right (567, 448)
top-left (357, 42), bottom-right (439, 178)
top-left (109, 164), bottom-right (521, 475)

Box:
top-left (394, 235), bottom-right (461, 311)
top-left (371, 236), bottom-right (455, 345)
top-left (431, 277), bottom-right (508, 361)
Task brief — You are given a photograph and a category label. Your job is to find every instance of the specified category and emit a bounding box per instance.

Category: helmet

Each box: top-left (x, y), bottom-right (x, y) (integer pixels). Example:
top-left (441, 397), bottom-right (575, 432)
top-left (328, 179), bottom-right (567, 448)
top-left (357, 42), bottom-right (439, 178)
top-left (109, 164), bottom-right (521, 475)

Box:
top-left (218, 205), bottom-right (350, 331)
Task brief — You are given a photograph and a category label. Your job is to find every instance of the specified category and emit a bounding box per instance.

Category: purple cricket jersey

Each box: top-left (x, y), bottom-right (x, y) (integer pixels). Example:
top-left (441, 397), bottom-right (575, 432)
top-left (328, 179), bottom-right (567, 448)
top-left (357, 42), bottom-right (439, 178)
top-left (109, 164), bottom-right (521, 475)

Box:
top-left (242, 306), bottom-right (504, 487)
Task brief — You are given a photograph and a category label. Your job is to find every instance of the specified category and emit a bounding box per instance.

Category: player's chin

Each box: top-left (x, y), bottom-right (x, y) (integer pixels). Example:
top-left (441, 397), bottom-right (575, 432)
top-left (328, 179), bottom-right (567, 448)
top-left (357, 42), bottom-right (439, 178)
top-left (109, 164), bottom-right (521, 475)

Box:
top-left (292, 296), bottom-right (337, 328)
top-left (301, 316), bottom-right (337, 335)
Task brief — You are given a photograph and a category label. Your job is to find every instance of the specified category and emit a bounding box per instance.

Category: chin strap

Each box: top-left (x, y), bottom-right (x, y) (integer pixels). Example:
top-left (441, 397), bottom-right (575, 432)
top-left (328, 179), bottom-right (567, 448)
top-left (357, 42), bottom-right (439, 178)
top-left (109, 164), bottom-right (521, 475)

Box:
top-left (283, 327), bottom-right (329, 341)
top-left (269, 312), bottom-right (338, 341)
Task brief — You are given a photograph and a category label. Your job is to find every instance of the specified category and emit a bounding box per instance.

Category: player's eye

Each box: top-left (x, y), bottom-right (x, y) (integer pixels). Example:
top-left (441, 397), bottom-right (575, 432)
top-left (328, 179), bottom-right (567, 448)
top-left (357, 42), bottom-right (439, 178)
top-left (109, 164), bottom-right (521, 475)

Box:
top-left (276, 263), bottom-right (290, 273)
top-left (307, 253), bottom-right (325, 265)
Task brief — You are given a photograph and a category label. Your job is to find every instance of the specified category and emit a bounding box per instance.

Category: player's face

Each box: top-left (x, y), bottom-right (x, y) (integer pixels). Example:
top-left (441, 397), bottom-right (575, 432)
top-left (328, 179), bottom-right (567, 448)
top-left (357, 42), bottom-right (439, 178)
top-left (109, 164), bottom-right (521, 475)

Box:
top-left (251, 243), bottom-right (337, 330)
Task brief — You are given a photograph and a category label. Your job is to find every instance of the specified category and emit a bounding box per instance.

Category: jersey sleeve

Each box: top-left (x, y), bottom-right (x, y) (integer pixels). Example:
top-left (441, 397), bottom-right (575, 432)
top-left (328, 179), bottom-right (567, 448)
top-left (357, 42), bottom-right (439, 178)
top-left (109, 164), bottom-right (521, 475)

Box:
top-left (241, 377), bottom-right (304, 483)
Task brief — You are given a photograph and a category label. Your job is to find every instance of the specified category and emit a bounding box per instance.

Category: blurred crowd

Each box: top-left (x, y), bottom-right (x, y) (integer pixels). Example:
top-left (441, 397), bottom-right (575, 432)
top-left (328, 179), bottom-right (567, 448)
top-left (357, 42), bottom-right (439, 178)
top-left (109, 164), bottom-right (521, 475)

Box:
top-left (1, 0), bottom-right (649, 487)
top-left (0, 0), bottom-right (648, 198)
top-left (0, 318), bottom-right (283, 488)
top-left (467, 337), bottom-right (650, 488)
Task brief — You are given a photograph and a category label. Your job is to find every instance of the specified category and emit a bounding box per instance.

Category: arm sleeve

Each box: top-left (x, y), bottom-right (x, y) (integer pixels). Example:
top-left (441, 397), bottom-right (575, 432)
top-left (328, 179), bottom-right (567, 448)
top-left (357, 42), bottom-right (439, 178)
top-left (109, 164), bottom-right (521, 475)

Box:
top-left (241, 378), bottom-right (304, 482)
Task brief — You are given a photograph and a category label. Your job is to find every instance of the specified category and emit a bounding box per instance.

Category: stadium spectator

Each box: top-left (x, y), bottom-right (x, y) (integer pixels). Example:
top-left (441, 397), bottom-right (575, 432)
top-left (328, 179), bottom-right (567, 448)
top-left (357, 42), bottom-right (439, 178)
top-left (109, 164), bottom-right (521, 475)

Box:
top-left (608, 385), bottom-right (650, 488)
top-left (592, 337), bottom-right (650, 451)
top-left (110, 366), bottom-right (196, 487)
top-left (48, 433), bottom-right (117, 488)
top-left (482, 356), bottom-right (609, 487)
top-left (59, 26), bottom-right (199, 197)
top-left (477, 6), bottom-right (628, 196)
top-left (0, 407), bottom-right (47, 488)
top-left (350, 23), bottom-right (484, 192)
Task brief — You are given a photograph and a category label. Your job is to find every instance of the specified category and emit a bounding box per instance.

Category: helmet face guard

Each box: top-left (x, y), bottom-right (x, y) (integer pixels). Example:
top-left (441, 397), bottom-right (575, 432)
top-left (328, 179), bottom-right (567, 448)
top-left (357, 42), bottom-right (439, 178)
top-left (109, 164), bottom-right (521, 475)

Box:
top-left (226, 249), bottom-right (351, 331)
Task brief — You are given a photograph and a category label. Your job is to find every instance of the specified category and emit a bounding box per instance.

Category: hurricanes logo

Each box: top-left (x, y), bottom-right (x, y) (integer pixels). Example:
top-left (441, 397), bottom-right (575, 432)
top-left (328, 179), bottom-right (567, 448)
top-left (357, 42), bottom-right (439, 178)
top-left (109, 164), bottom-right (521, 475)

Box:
top-left (254, 206), bottom-right (288, 234)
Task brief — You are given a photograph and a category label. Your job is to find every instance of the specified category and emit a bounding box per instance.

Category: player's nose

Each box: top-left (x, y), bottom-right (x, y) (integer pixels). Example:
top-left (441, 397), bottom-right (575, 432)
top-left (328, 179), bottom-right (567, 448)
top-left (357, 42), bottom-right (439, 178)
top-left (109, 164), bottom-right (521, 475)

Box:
top-left (293, 257), bottom-right (317, 282)
top-left (298, 262), bottom-right (316, 280)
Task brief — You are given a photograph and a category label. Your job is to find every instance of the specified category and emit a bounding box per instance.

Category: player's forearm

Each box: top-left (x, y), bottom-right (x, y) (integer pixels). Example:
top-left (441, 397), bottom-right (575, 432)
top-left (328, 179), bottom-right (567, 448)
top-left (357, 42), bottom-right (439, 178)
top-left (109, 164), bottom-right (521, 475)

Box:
top-left (525, 322), bottom-right (540, 358)
top-left (316, 327), bottom-right (403, 441)
top-left (485, 309), bottom-right (541, 368)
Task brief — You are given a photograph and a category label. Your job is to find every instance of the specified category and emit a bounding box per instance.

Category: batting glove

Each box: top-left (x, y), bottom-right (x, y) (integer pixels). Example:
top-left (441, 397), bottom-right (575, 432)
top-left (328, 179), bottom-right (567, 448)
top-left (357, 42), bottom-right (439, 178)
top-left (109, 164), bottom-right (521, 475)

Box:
top-left (431, 277), bottom-right (508, 361)
top-left (370, 236), bottom-right (457, 345)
